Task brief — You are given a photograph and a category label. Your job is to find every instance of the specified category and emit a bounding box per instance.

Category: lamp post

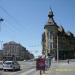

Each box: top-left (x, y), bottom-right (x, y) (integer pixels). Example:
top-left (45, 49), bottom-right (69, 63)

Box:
top-left (48, 31), bottom-right (52, 68)
top-left (0, 18), bottom-right (4, 51)
top-left (0, 18), bottom-right (4, 31)
top-left (57, 35), bottom-right (59, 63)
top-left (0, 40), bottom-right (3, 50)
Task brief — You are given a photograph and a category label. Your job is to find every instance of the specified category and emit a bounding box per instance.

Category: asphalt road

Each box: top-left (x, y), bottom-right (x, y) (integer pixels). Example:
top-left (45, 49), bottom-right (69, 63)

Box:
top-left (0, 60), bottom-right (36, 75)
top-left (1, 60), bottom-right (75, 75)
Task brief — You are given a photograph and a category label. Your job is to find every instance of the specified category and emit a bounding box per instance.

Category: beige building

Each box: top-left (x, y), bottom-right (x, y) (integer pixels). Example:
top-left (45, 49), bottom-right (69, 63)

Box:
top-left (3, 41), bottom-right (34, 60)
top-left (42, 10), bottom-right (75, 60)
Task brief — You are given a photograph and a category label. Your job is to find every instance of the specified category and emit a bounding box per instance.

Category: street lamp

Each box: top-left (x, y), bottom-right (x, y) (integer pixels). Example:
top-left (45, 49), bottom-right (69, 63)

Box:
top-left (57, 35), bottom-right (59, 63)
top-left (0, 18), bottom-right (4, 31)
top-left (0, 40), bottom-right (3, 50)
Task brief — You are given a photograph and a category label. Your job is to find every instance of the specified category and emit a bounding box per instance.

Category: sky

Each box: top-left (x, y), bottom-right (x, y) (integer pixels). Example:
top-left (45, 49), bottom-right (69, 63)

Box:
top-left (0, 0), bottom-right (75, 57)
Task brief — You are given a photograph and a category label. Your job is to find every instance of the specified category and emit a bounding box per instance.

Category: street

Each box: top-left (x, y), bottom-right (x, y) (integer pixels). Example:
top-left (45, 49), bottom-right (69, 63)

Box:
top-left (0, 60), bottom-right (36, 75)
top-left (0, 60), bottom-right (75, 75)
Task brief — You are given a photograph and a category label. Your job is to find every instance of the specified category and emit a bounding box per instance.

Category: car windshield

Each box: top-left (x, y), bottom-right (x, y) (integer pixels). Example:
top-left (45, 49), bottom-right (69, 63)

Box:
top-left (4, 62), bottom-right (13, 65)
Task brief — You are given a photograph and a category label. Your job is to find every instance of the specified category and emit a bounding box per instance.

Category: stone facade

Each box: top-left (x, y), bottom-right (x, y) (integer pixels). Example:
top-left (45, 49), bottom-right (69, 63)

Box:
top-left (3, 41), bottom-right (34, 60)
top-left (0, 50), bottom-right (3, 60)
top-left (42, 10), bottom-right (75, 60)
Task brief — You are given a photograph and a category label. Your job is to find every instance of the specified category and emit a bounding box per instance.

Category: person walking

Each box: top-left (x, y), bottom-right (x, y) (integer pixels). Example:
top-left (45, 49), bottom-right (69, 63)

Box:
top-left (67, 59), bottom-right (69, 64)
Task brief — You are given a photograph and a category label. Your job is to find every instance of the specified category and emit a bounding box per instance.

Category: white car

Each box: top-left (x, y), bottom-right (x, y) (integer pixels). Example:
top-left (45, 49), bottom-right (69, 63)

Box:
top-left (3, 61), bottom-right (20, 71)
top-left (0, 61), bottom-right (3, 70)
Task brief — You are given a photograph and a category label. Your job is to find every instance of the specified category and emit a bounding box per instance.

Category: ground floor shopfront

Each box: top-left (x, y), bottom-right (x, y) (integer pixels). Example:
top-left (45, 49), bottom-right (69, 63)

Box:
top-left (55, 50), bottom-right (75, 60)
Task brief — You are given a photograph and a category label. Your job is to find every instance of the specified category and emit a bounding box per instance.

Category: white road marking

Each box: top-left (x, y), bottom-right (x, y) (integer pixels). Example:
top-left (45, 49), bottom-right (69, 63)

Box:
top-left (19, 69), bottom-right (35, 75)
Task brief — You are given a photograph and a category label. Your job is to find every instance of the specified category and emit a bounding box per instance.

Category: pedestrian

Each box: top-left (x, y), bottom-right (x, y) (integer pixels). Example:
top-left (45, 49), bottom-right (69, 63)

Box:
top-left (67, 59), bottom-right (69, 64)
top-left (45, 58), bottom-right (48, 71)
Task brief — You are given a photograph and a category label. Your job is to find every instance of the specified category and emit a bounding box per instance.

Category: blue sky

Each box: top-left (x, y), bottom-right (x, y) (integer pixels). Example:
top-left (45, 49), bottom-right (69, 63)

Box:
top-left (0, 0), bottom-right (75, 57)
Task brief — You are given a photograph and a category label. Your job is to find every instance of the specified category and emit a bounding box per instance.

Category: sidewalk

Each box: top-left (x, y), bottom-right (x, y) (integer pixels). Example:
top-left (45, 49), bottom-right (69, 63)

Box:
top-left (34, 61), bottom-right (57, 75)
top-left (34, 61), bottom-right (75, 75)
top-left (42, 62), bottom-right (57, 75)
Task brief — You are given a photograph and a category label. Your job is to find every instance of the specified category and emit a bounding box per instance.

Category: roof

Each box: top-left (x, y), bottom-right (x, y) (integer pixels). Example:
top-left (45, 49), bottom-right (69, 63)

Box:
top-left (44, 9), bottom-right (58, 29)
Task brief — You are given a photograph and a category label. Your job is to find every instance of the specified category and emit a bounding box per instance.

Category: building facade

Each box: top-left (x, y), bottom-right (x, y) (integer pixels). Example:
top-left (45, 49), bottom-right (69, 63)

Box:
top-left (42, 10), bottom-right (75, 60)
top-left (0, 50), bottom-right (3, 60)
top-left (3, 41), bottom-right (34, 60)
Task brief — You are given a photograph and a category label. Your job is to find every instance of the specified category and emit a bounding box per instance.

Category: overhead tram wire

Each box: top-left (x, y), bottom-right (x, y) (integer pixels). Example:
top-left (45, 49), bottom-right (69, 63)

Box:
top-left (27, 44), bottom-right (41, 47)
top-left (0, 5), bottom-right (20, 32)
top-left (0, 18), bottom-right (20, 36)
top-left (0, 5), bottom-right (25, 32)
top-left (3, 21), bottom-right (19, 34)
top-left (0, 5), bottom-right (42, 48)
top-left (0, 14), bottom-right (17, 33)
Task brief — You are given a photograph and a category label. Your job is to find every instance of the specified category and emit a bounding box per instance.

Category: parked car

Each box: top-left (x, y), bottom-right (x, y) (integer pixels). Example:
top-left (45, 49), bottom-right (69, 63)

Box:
top-left (0, 61), bottom-right (3, 70)
top-left (3, 61), bottom-right (20, 71)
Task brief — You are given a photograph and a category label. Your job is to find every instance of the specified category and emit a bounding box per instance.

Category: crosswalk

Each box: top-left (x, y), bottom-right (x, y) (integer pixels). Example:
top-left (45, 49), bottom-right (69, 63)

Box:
top-left (18, 69), bottom-right (35, 75)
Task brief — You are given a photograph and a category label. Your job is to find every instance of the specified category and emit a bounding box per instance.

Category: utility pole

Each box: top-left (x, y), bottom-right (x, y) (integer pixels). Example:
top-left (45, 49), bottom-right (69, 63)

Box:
top-left (57, 35), bottom-right (59, 63)
top-left (0, 18), bottom-right (4, 60)
top-left (48, 31), bottom-right (50, 53)
top-left (0, 18), bottom-right (4, 50)
top-left (48, 31), bottom-right (51, 68)
top-left (0, 40), bottom-right (3, 50)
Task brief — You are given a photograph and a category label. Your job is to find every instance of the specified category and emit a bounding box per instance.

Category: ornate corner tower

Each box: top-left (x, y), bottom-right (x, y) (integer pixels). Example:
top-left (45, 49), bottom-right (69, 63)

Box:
top-left (42, 9), bottom-right (58, 57)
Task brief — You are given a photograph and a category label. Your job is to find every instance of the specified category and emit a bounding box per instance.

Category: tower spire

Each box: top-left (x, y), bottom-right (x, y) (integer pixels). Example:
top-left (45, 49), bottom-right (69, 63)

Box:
top-left (48, 8), bottom-right (54, 18)
top-left (44, 9), bottom-right (58, 29)
top-left (46, 8), bottom-right (56, 25)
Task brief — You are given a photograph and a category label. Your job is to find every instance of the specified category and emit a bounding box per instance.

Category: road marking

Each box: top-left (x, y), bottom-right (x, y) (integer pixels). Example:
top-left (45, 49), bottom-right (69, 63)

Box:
top-left (48, 68), bottom-right (74, 72)
top-left (18, 69), bottom-right (35, 75)
top-left (55, 68), bottom-right (73, 72)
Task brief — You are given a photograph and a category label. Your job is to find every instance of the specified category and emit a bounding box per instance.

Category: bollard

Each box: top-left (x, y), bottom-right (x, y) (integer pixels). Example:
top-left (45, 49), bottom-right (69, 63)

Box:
top-left (67, 59), bottom-right (69, 64)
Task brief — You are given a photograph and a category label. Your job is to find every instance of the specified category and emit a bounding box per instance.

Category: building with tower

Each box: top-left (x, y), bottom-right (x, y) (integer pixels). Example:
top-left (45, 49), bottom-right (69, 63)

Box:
top-left (42, 9), bottom-right (75, 60)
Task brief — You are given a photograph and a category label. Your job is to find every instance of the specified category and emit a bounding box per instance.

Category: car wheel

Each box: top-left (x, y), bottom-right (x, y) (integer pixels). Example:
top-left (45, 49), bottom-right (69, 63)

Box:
top-left (18, 68), bottom-right (20, 71)
top-left (13, 67), bottom-right (15, 71)
top-left (4, 69), bottom-right (6, 71)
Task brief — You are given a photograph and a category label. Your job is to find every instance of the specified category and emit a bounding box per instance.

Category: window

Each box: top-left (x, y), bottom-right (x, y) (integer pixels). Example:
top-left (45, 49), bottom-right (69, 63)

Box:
top-left (48, 31), bottom-right (53, 40)
top-left (50, 42), bottom-right (53, 49)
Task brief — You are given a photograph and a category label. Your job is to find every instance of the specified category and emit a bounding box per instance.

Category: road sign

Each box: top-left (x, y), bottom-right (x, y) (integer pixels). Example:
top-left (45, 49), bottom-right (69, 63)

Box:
top-left (36, 57), bottom-right (45, 70)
